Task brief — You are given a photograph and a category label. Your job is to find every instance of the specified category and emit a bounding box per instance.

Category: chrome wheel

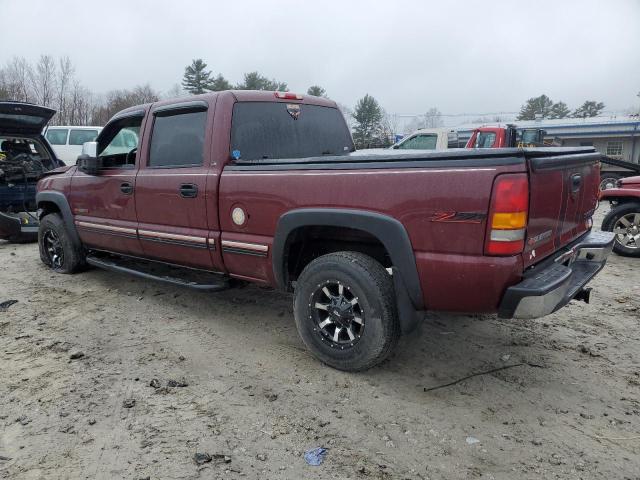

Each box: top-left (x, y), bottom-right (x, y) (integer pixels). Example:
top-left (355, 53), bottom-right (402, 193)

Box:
top-left (43, 229), bottom-right (64, 268)
top-left (613, 212), bottom-right (640, 250)
top-left (309, 280), bottom-right (364, 349)
top-left (600, 176), bottom-right (619, 190)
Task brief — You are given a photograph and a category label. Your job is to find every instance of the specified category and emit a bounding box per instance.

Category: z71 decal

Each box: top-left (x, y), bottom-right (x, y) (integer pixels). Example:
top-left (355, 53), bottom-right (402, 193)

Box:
top-left (430, 211), bottom-right (487, 224)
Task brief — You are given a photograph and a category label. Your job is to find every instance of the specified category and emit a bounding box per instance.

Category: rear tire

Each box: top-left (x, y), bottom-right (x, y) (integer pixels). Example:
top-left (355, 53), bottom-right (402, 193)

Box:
top-left (293, 252), bottom-right (400, 371)
top-left (602, 202), bottom-right (640, 257)
top-left (38, 213), bottom-right (86, 273)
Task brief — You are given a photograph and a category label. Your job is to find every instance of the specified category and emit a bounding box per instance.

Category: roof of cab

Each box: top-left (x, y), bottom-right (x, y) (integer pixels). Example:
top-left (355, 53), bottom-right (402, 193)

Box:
top-left (110, 90), bottom-right (338, 124)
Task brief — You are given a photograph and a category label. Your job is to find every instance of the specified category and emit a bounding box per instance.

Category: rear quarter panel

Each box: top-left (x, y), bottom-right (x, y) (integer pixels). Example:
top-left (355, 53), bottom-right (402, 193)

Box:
top-left (219, 162), bottom-right (525, 312)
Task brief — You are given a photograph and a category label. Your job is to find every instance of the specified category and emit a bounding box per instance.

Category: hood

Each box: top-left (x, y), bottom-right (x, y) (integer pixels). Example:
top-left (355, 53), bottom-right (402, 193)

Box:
top-left (0, 101), bottom-right (56, 135)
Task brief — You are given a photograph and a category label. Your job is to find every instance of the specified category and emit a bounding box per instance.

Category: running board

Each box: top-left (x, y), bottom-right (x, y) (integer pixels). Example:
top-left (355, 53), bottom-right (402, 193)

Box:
top-left (86, 254), bottom-right (230, 291)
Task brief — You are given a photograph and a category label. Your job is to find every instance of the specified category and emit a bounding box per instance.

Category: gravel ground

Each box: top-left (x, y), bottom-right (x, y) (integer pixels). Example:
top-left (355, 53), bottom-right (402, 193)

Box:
top-left (1, 205), bottom-right (639, 480)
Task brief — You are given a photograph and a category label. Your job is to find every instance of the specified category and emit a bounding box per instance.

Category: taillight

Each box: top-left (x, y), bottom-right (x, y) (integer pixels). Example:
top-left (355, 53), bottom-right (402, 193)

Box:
top-left (274, 92), bottom-right (303, 100)
top-left (485, 173), bottom-right (529, 256)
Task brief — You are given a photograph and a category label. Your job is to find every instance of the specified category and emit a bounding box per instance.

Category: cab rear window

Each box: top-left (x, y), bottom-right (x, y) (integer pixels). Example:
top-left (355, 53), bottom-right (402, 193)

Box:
top-left (230, 102), bottom-right (353, 161)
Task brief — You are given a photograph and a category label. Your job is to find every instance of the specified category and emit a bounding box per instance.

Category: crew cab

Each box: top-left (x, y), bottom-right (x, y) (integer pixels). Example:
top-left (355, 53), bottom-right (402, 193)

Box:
top-left (0, 101), bottom-right (64, 242)
top-left (36, 90), bottom-right (614, 371)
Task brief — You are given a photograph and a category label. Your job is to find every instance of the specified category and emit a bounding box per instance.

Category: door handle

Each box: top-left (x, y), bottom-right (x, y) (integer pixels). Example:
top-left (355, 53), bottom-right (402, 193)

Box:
top-left (120, 182), bottom-right (133, 195)
top-left (179, 183), bottom-right (198, 198)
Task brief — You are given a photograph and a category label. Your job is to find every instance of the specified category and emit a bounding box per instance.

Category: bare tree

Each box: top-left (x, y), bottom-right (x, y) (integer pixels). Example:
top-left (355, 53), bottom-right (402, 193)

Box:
top-left (56, 56), bottom-right (75, 123)
top-left (4, 57), bottom-right (32, 102)
top-left (164, 83), bottom-right (184, 99)
top-left (424, 107), bottom-right (443, 128)
top-left (30, 55), bottom-right (57, 107)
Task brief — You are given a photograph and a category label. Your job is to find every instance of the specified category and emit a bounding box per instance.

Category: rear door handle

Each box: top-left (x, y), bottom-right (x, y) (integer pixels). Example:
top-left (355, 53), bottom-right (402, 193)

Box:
top-left (120, 182), bottom-right (133, 195)
top-left (179, 183), bottom-right (198, 198)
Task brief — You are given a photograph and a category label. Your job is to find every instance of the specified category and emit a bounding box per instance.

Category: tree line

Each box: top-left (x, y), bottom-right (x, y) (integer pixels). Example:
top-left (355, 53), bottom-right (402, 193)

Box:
top-left (0, 55), bottom-right (162, 126)
top-left (0, 55), bottom-right (632, 150)
top-left (517, 94), bottom-right (606, 120)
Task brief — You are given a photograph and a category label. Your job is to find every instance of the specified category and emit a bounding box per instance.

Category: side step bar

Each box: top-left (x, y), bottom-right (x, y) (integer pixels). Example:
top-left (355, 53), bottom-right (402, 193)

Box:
top-left (86, 254), bottom-right (230, 291)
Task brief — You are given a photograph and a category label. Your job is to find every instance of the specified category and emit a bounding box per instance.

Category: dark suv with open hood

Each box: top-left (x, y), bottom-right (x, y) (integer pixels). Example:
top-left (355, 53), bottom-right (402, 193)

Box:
top-left (0, 101), bottom-right (64, 242)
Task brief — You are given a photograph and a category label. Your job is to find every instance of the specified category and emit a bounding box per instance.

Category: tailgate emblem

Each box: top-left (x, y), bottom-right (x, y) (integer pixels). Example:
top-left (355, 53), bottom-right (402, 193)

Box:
top-left (527, 229), bottom-right (552, 246)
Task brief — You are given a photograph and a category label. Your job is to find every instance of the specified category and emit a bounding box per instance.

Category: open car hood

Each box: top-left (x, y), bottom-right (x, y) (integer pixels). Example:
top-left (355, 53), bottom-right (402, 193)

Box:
top-left (0, 101), bottom-right (56, 135)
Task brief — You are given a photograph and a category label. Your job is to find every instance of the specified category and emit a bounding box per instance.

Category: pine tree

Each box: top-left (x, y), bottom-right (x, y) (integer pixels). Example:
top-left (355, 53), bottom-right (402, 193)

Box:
top-left (572, 100), bottom-right (605, 118)
top-left (352, 94), bottom-right (385, 149)
top-left (181, 59), bottom-right (214, 94)
top-left (236, 71), bottom-right (287, 91)
top-left (517, 95), bottom-right (554, 120)
top-left (211, 74), bottom-right (231, 91)
top-left (548, 101), bottom-right (571, 119)
top-left (307, 85), bottom-right (326, 97)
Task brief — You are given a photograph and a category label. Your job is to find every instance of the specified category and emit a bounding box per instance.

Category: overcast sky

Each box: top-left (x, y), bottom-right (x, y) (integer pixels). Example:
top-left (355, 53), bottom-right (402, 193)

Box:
top-left (2, 0), bottom-right (639, 122)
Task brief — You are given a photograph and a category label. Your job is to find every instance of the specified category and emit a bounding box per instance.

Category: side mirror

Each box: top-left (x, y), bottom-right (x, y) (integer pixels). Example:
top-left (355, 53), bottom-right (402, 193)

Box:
top-left (77, 141), bottom-right (101, 174)
top-left (77, 154), bottom-right (102, 175)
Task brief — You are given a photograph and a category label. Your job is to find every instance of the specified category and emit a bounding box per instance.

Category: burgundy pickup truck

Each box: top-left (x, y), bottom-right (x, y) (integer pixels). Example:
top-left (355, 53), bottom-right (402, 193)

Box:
top-left (35, 90), bottom-right (614, 371)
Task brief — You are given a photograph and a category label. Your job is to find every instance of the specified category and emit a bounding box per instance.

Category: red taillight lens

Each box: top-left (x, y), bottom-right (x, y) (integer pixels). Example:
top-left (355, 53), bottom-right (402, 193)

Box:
top-left (274, 92), bottom-right (303, 100)
top-left (485, 174), bottom-right (529, 256)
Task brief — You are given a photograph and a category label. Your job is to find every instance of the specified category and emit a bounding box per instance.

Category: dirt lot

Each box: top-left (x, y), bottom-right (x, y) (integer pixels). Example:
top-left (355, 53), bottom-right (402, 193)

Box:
top-left (1, 205), bottom-right (639, 480)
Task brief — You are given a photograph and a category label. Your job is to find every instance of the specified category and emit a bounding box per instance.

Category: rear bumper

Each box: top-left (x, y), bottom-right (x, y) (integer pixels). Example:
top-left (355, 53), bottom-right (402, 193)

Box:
top-left (0, 211), bottom-right (39, 242)
top-left (498, 230), bottom-right (615, 319)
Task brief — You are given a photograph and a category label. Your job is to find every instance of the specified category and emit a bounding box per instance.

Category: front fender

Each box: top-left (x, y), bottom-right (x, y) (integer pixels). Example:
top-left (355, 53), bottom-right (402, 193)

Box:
top-left (35, 191), bottom-right (81, 247)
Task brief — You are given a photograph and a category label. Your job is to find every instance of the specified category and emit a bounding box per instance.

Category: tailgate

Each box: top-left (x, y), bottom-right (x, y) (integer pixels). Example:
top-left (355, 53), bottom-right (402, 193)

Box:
top-left (523, 148), bottom-right (601, 268)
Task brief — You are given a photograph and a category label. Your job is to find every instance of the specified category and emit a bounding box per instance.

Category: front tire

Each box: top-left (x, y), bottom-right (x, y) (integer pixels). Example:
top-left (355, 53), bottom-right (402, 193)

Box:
top-left (602, 202), bottom-right (640, 257)
top-left (293, 252), bottom-right (400, 371)
top-left (38, 213), bottom-right (86, 273)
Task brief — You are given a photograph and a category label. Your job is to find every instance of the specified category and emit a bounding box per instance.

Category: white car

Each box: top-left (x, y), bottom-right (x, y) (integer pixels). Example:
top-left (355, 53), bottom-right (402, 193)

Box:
top-left (44, 126), bottom-right (102, 164)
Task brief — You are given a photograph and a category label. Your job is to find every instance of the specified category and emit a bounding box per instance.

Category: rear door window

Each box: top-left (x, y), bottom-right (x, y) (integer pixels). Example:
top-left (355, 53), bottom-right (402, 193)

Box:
top-left (46, 129), bottom-right (69, 145)
top-left (149, 109), bottom-right (207, 168)
top-left (69, 129), bottom-right (99, 145)
top-left (230, 102), bottom-right (354, 160)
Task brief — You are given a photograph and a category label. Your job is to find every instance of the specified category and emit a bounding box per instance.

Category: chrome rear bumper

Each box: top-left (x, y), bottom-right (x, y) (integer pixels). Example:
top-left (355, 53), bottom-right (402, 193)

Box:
top-left (498, 230), bottom-right (615, 319)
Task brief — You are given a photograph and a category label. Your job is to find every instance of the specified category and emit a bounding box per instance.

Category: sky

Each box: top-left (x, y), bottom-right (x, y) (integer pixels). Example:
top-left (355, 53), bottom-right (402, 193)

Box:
top-left (1, 0), bottom-right (639, 126)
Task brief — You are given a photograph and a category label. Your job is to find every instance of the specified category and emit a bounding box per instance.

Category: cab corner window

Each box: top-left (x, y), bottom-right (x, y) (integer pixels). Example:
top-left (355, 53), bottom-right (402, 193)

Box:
top-left (97, 116), bottom-right (142, 169)
top-left (149, 109), bottom-right (207, 168)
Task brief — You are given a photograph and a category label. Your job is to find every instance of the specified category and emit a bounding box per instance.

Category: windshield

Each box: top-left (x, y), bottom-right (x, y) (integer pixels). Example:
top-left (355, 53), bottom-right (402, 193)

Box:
top-left (230, 102), bottom-right (354, 160)
top-left (397, 134), bottom-right (438, 150)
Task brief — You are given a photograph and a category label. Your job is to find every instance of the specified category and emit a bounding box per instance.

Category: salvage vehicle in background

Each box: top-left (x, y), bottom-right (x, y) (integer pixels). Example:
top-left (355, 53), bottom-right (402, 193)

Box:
top-left (44, 125), bottom-right (102, 164)
top-left (390, 128), bottom-right (461, 150)
top-left (600, 175), bottom-right (640, 257)
top-left (0, 101), bottom-right (65, 242)
top-left (36, 90), bottom-right (614, 371)
top-left (465, 124), bottom-right (640, 190)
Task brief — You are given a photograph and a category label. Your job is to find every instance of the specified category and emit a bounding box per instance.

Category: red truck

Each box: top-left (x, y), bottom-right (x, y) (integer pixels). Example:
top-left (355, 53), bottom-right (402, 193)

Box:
top-left (36, 90), bottom-right (614, 371)
top-left (600, 175), bottom-right (640, 257)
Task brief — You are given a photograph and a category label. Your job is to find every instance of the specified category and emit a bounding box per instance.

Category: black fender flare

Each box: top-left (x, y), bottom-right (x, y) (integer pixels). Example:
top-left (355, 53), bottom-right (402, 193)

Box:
top-left (36, 191), bottom-right (81, 247)
top-left (272, 208), bottom-right (425, 333)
